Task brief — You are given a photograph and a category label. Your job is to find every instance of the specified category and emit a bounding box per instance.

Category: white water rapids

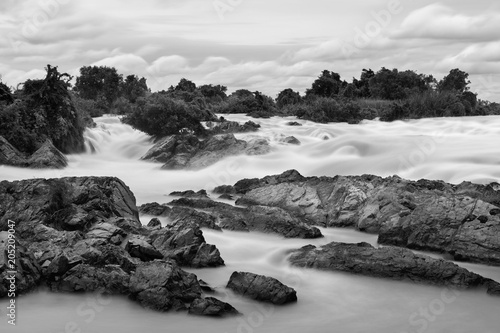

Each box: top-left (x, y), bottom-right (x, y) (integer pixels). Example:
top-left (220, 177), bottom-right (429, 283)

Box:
top-left (1, 114), bottom-right (500, 333)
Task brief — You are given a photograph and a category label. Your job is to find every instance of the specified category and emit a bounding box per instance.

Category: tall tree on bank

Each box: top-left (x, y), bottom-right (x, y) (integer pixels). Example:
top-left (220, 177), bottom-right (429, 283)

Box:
top-left (74, 66), bottom-right (123, 105)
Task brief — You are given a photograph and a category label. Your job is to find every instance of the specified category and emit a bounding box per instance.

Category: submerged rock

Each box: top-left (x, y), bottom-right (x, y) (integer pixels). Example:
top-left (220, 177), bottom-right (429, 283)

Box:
top-left (141, 133), bottom-right (270, 170)
top-left (289, 241), bottom-right (500, 295)
top-left (226, 271), bottom-right (297, 304)
top-left (230, 170), bottom-right (500, 265)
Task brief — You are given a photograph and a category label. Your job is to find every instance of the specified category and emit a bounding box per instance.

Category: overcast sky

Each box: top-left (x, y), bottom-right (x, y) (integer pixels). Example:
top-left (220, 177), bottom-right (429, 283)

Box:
top-left (1, 0), bottom-right (500, 101)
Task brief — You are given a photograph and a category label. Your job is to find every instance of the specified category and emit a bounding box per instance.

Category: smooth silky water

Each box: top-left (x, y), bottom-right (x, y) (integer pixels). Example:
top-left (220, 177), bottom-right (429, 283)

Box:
top-left (1, 115), bottom-right (500, 333)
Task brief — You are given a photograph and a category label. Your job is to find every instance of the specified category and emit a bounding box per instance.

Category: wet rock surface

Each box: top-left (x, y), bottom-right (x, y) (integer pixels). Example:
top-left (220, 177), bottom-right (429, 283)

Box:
top-left (227, 170), bottom-right (500, 265)
top-left (141, 133), bottom-right (270, 170)
top-left (0, 136), bottom-right (67, 169)
top-left (0, 176), bottom-right (233, 314)
top-left (289, 241), bottom-right (500, 295)
top-left (226, 271), bottom-right (297, 304)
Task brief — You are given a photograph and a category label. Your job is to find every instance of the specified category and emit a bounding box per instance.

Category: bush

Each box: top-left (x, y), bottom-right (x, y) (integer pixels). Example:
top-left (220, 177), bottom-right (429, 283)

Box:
top-left (122, 94), bottom-right (208, 138)
top-left (294, 98), bottom-right (362, 124)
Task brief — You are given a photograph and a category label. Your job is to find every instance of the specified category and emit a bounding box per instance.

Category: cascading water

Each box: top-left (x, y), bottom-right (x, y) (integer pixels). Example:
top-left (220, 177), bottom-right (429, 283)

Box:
top-left (1, 114), bottom-right (500, 333)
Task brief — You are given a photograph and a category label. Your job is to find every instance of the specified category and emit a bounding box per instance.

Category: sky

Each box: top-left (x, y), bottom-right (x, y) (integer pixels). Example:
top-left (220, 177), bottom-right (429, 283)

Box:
top-left (1, 0), bottom-right (500, 101)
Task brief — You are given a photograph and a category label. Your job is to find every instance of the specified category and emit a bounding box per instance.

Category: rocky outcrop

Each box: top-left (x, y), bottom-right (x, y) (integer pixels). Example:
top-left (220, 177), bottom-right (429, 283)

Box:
top-left (289, 242), bottom-right (500, 295)
top-left (227, 170), bottom-right (500, 265)
top-left (149, 218), bottom-right (224, 268)
top-left (226, 271), bottom-right (297, 304)
top-left (139, 202), bottom-right (171, 216)
top-left (208, 120), bottom-right (260, 135)
top-left (189, 297), bottom-right (240, 317)
top-left (0, 176), bottom-right (234, 314)
top-left (282, 136), bottom-right (301, 145)
top-left (0, 136), bottom-right (67, 169)
top-left (129, 260), bottom-right (202, 311)
top-left (168, 198), bottom-right (322, 239)
top-left (141, 133), bottom-right (270, 170)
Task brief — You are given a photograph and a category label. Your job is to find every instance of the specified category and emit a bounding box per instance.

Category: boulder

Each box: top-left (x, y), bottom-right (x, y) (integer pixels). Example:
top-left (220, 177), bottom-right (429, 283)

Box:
top-left (188, 297), bottom-right (240, 317)
top-left (139, 202), bottom-right (171, 216)
top-left (125, 235), bottom-right (163, 261)
top-left (147, 218), bottom-right (162, 230)
top-left (141, 133), bottom-right (270, 170)
top-left (286, 121), bottom-right (302, 126)
top-left (226, 271), bottom-right (297, 305)
top-left (282, 136), bottom-right (301, 145)
top-left (129, 260), bottom-right (202, 311)
top-left (289, 242), bottom-right (500, 295)
top-left (0, 136), bottom-right (67, 169)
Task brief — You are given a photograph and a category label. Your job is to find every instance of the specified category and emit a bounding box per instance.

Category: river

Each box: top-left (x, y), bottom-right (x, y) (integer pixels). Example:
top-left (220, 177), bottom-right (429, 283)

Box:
top-left (1, 114), bottom-right (499, 333)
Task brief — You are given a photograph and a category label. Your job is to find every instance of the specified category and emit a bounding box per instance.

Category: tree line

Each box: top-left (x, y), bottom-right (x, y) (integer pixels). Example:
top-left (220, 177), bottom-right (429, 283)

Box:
top-left (1, 64), bottom-right (499, 153)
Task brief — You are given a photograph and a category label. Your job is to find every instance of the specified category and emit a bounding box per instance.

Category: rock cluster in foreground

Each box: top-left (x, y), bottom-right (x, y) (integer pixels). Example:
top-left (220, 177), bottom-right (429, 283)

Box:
top-left (0, 176), bottom-right (233, 316)
top-left (289, 241), bottom-right (500, 295)
top-left (221, 169), bottom-right (500, 265)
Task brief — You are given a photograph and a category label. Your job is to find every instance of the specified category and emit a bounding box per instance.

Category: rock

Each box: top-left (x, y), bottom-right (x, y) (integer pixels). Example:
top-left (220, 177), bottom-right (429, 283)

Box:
top-left (226, 271), bottom-right (297, 305)
top-left (199, 279), bottom-right (215, 293)
top-left (169, 189), bottom-right (209, 199)
top-left (168, 197), bottom-right (322, 239)
top-left (289, 242), bottom-right (500, 294)
top-left (218, 194), bottom-right (234, 200)
top-left (27, 139), bottom-right (68, 169)
top-left (286, 121), bottom-right (302, 126)
top-left (0, 176), bottom-right (140, 234)
top-left (209, 120), bottom-right (260, 135)
top-left (168, 206), bottom-right (221, 231)
top-left (139, 202), bottom-right (171, 216)
top-left (125, 235), bottom-right (163, 261)
top-left (282, 136), bottom-right (301, 145)
top-left (129, 260), bottom-right (202, 311)
top-left (141, 133), bottom-right (270, 170)
top-left (54, 264), bottom-right (130, 294)
top-left (0, 136), bottom-right (67, 169)
top-left (213, 185), bottom-right (236, 195)
top-left (149, 218), bottom-right (224, 268)
top-left (0, 231), bottom-right (42, 297)
top-left (189, 297), bottom-right (240, 317)
top-left (231, 170), bottom-right (500, 265)
top-left (147, 218), bottom-right (162, 230)
top-left (86, 222), bottom-right (127, 245)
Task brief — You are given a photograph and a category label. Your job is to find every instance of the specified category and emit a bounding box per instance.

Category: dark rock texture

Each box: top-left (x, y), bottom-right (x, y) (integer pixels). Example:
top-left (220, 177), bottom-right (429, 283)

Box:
top-left (0, 176), bottom-right (233, 314)
top-left (208, 120), bottom-right (260, 135)
top-left (226, 271), bottom-right (297, 304)
top-left (0, 136), bottom-right (67, 169)
top-left (189, 297), bottom-right (240, 316)
top-left (229, 170), bottom-right (500, 265)
top-left (289, 242), bottom-right (500, 295)
top-left (168, 197), bottom-right (322, 239)
top-left (141, 133), bottom-right (270, 170)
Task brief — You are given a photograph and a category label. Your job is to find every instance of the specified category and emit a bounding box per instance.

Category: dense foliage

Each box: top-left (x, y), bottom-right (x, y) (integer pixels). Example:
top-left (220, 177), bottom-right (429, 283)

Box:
top-left (0, 65), bottom-right (86, 154)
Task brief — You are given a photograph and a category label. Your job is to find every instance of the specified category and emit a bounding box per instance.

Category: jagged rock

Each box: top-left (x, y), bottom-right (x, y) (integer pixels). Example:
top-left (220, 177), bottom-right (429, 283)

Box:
top-left (232, 170), bottom-right (500, 265)
top-left (129, 260), bottom-right (202, 311)
top-left (213, 185), bottom-right (236, 195)
top-left (139, 202), bottom-right (171, 216)
top-left (169, 197), bottom-right (322, 239)
top-left (168, 206), bottom-right (220, 231)
top-left (199, 279), bottom-right (215, 293)
top-left (289, 242), bottom-right (500, 295)
top-left (147, 218), bottom-right (162, 230)
top-left (208, 120), bottom-right (260, 135)
top-left (0, 136), bottom-right (67, 169)
top-left (125, 235), bottom-right (163, 261)
top-left (141, 133), bottom-right (270, 170)
top-left (0, 176), bottom-right (140, 234)
top-left (86, 222), bottom-right (127, 245)
top-left (169, 189), bottom-right (209, 199)
top-left (53, 264), bottom-right (130, 294)
top-left (0, 231), bottom-right (42, 297)
top-left (149, 218), bottom-right (224, 268)
top-left (226, 271), bottom-right (297, 305)
top-left (189, 297), bottom-right (239, 316)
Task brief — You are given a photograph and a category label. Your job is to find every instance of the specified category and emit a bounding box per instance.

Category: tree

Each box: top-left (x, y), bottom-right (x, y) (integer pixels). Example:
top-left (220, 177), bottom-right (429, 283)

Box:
top-left (121, 75), bottom-right (148, 103)
top-left (174, 78), bottom-right (196, 92)
top-left (306, 70), bottom-right (344, 98)
top-left (198, 84), bottom-right (227, 101)
top-left (74, 66), bottom-right (123, 105)
top-left (438, 69), bottom-right (470, 93)
top-left (276, 88), bottom-right (301, 108)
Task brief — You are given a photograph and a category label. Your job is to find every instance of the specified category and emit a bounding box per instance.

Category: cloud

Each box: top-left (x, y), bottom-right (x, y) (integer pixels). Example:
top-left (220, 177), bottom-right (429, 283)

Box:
top-left (394, 4), bottom-right (500, 41)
